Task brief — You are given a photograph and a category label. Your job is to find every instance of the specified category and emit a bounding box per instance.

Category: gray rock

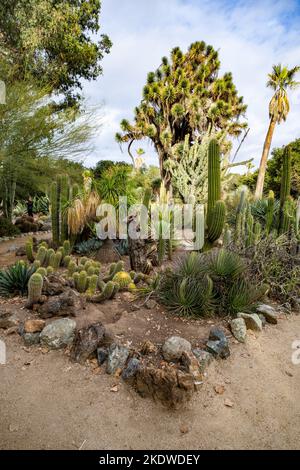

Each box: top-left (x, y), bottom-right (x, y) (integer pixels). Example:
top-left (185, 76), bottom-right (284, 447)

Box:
top-left (97, 347), bottom-right (108, 366)
top-left (40, 318), bottom-right (76, 350)
top-left (237, 313), bottom-right (262, 332)
top-left (70, 322), bottom-right (106, 364)
top-left (145, 300), bottom-right (157, 310)
top-left (162, 336), bottom-right (192, 362)
top-left (206, 340), bottom-right (230, 359)
top-left (209, 326), bottom-right (227, 343)
top-left (23, 332), bottom-right (40, 346)
top-left (258, 314), bottom-right (267, 327)
top-left (256, 304), bottom-right (278, 325)
top-left (0, 311), bottom-right (19, 329)
top-left (192, 349), bottom-right (214, 372)
top-left (106, 343), bottom-right (129, 375)
top-left (122, 358), bottom-right (141, 381)
top-left (230, 318), bottom-right (247, 343)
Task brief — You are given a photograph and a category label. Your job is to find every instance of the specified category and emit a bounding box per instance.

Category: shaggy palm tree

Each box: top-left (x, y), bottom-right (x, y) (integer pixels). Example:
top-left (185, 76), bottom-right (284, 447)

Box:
top-left (255, 64), bottom-right (300, 199)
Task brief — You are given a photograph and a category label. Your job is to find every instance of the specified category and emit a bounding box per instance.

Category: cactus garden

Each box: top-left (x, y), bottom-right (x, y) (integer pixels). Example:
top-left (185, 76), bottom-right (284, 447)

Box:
top-left (1, 0), bottom-right (300, 454)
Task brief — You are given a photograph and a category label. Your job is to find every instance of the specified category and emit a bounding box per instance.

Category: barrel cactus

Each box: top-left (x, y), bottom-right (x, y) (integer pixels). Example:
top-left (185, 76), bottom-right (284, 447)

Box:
top-left (36, 246), bottom-right (47, 266)
top-left (112, 271), bottom-right (132, 289)
top-left (27, 273), bottom-right (43, 306)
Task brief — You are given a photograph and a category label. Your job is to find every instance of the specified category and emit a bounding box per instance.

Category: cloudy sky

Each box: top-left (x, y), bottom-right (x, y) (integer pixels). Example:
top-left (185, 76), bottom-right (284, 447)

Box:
top-left (82, 0), bottom-right (300, 171)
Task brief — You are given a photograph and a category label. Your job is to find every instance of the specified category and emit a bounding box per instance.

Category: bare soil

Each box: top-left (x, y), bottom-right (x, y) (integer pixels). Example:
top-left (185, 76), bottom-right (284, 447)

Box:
top-left (0, 236), bottom-right (300, 450)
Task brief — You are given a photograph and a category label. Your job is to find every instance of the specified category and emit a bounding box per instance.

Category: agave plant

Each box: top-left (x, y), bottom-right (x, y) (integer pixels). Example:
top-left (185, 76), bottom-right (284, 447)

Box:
top-left (0, 261), bottom-right (36, 297)
top-left (154, 249), bottom-right (267, 318)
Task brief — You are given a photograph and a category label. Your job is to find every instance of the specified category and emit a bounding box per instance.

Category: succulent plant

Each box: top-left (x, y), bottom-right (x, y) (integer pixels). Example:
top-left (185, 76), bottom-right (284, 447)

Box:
top-left (86, 274), bottom-right (99, 296)
top-left (112, 271), bottom-right (132, 289)
top-left (36, 267), bottom-right (47, 277)
top-left (36, 246), bottom-right (47, 266)
top-left (27, 273), bottom-right (43, 306)
top-left (25, 239), bottom-right (35, 263)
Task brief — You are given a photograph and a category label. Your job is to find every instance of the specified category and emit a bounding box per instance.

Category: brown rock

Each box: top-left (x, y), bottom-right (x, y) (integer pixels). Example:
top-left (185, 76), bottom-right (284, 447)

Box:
top-left (0, 311), bottom-right (19, 329)
top-left (140, 340), bottom-right (157, 355)
top-left (37, 290), bottom-right (76, 319)
top-left (135, 365), bottom-right (194, 408)
top-left (24, 319), bottom-right (45, 333)
top-left (181, 351), bottom-right (203, 386)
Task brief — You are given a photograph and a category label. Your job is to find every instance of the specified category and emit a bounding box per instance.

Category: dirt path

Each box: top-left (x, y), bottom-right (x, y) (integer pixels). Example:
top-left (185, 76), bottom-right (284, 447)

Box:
top-left (1, 313), bottom-right (300, 450)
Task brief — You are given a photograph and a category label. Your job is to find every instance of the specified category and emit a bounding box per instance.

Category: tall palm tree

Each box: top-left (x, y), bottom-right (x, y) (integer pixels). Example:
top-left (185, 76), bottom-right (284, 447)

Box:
top-left (255, 64), bottom-right (300, 199)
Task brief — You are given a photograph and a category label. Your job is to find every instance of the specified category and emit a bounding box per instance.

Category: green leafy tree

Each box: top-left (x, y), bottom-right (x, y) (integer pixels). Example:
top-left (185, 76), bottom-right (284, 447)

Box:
top-left (0, 0), bottom-right (111, 104)
top-left (241, 138), bottom-right (300, 199)
top-left (116, 42), bottom-right (247, 187)
top-left (0, 81), bottom-right (96, 220)
top-left (255, 64), bottom-right (300, 199)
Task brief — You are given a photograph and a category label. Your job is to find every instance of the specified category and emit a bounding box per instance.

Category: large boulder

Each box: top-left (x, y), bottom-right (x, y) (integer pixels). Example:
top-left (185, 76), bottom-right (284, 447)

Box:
top-left (162, 336), bottom-right (192, 362)
top-left (37, 291), bottom-right (76, 319)
top-left (135, 365), bottom-right (194, 408)
top-left (40, 318), bottom-right (76, 349)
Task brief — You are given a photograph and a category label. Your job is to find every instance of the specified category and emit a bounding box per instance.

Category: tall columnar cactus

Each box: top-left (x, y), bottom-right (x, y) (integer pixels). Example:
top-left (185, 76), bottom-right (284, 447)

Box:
top-left (27, 273), bottom-right (43, 306)
top-left (25, 239), bottom-right (35, 263)
top-left (207, 139), bottom-right (221, 225)
top-left (73, 272), bottom-right (80, 290)
top-left (63, 255), bottom-right (71, 268)
top-left (245, 206), bottom-right (254, 248)
top-left (51, 180), bottom-right (60, 246)
top-left (36, 246), bottom-right (47, 266)
top-left (60, 175), bottom-right (70, 243)
top-left (205, 140), bottom-right (225, 247)
top-left (279, 146), bottom-right (292, 233)
top-left (266, 190), bottom-right (275, 234)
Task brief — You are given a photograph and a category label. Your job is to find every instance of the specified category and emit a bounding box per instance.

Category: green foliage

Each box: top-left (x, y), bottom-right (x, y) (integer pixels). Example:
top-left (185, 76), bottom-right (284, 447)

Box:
top-left (0, 217), bottom-right (20, 237)
top-left (95, 164), bottom-right (136, 207)
top-left (27, 273), bottom-right (43, 305)
top-left (241, 138), bottom-right (300, 199)
top-left (63, 240), bottom-right (71, 256)
top-left (36, 267), bottom-right (47, 277)
top-left (104, 261), bottom-right (125, 282)
top-left (68, 261), bottom-right (77, 277)
top-left (117, 42), bottom-right (247, 184)
top-left (46, 266), bottom-right (54, 275)
top-left (33, 195), bottom-right (49, 214)
top-left (74, 239), bottom-right (103, 255)
top-left (0, 0), bottom-right (111, 104)
top-left (77, 271), bottom-right (88, 293)
top-left (89, 281), bottom-right (117, 303)
top-left (86, 274), bottom-right (99, 297)
top-left (0, 261), bottom-right (36, 297)
top-left (156, 249), bottom-right (265, 317)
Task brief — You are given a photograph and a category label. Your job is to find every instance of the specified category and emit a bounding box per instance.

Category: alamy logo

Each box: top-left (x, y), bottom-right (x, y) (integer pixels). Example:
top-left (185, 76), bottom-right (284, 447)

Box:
top-left (0, 339), bottom-right (6, 365)
top-left (291, 340), bottom-right (300, 365)
top-left (0, 80), bottom-right (6, 104)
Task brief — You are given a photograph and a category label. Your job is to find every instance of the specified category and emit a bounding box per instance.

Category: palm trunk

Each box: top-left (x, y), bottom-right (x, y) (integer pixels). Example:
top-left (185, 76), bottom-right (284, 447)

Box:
top-left (255, 117), bottom-right (276, 199)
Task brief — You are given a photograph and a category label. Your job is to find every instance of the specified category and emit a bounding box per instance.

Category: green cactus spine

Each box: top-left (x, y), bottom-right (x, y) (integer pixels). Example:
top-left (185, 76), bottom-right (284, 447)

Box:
top-left (36, 246), bottom-right (47, 266)
top-left (207, 200), bottom-right (226, 243)
top-left (51, 180), bottom-right (60, 246)
top-left (73, 272), bottom-right (80, 290)
top-left (45, 248), bottom-right (55, 266)
top-left (104, 261), bottom-right (125, 282)
top-left (46, 266), bottom-right (54, 275)
top-left (87, 266), bottom-right (95, 276)
top-left (59, 175), bottom-right (70, 243)
top-left (63, 240), bottom-right (71, 256)
top-left (266, 190), bottom-right (275, 234)
top-left (89, 281), bottom-right (115, 303)
top-left (27, 273), bottom-right (43, 306)
top-left (33, 259), bottom-right (41, 269)
top-left (26, 239), bottom-right (35, 263)
top-left (79, 257), bottom-right (88, 266)
top-left (77, 270), bottom-right (87, 293)
top-left (50, 251), bottom-right (62, 270)
top-left (68, 260), bottom-right (77, 277)
top-left (207, 139), bottom-right (221, 226)
top-left (245, 206), bottom-right (254, 248)
top-left (279, 146), bottom-right (292, 233)
top-left (36, 267), bottom-right (47, 277)
top-left (63, 255), bottom-right (71, 267)
top-left (86, 274), bottom-right (98, 296)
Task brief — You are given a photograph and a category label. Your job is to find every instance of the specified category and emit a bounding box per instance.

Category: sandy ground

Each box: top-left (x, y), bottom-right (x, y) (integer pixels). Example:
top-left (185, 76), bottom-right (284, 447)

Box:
top-left (1, 314), bottom-right (300, 450)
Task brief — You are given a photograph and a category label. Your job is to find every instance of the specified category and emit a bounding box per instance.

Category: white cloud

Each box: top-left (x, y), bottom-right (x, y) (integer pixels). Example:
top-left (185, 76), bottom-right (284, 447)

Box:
top-left (82, 0), bottom-right (300, 172)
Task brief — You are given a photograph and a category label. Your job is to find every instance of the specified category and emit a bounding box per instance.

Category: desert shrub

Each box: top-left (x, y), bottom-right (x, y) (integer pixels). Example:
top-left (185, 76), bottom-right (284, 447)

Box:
top-left (156, 250), bottom-right (267, 317)
top-left (235, 233), bottom-right (300, 305)
top-left (74, 238), bottom-right (103, 255)
top-left (0, 217), bottom-right (21, 237)
top-left (0, 261), bottom-right (36, 297)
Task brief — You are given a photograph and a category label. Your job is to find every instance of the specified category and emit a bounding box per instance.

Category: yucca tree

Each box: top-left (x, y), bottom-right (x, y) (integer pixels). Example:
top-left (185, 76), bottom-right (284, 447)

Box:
top-left (255, 64), bottom-right (300, 199)
top-left (116, 42), bottom-right (247, 188)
